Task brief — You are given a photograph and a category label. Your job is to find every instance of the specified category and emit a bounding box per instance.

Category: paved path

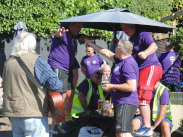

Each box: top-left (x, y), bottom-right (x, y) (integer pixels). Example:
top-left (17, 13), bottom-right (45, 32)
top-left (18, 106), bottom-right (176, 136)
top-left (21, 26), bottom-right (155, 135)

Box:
top-left (0, 117), bottom-right (161, 137)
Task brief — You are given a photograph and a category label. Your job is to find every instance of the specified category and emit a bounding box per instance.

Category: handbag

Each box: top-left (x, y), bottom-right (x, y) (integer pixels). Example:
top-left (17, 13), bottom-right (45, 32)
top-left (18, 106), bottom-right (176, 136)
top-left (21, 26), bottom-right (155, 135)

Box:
top-left (78, 126), bottom-right (103, 137)
top-left (16, 57), bottom-right (65, 123)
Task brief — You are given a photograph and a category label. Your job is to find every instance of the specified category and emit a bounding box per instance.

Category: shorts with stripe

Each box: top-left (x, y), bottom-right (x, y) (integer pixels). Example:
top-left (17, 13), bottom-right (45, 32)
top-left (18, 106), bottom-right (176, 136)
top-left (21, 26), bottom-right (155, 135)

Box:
top-left (114, 104), bottom-right (137, 133)
top-left (138, 65), bottom-right (162, 105)
top-left (52, 68), bottom-right (73, 92)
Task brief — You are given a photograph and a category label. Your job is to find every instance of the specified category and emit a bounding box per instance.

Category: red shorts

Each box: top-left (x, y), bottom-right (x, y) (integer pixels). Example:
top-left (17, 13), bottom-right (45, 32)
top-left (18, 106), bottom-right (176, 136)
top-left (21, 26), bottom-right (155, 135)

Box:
top-left (138, 65), bottom-right (162, 105)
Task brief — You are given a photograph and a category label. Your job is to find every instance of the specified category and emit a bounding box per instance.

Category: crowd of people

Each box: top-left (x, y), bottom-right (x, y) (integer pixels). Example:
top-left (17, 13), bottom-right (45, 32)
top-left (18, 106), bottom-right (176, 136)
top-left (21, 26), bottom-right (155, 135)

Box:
top-left (0, 21), bottom-right (182, 137)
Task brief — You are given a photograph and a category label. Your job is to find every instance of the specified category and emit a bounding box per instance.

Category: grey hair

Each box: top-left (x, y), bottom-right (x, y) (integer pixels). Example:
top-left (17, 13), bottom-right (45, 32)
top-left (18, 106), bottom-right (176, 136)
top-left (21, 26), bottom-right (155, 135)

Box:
top-left (100, 63), bottom-right (111, 70)
top-left (118, 39), bottom-right (133, 54)
top-left (11, 31), bottom-right (36, 57)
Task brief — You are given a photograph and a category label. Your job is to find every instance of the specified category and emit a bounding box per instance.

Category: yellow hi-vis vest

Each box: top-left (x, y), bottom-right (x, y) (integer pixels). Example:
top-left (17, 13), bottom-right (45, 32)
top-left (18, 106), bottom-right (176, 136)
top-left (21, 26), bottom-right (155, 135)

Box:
top-left (152, 82), bottom-right (172, 122)
top-left (71, 78), bottom-right (104, 118)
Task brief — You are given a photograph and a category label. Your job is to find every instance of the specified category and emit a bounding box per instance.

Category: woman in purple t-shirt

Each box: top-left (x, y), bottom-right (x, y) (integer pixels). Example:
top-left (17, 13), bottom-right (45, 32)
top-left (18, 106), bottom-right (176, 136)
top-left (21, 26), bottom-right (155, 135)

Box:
top-left (86, 39), bottom-right (139, 137)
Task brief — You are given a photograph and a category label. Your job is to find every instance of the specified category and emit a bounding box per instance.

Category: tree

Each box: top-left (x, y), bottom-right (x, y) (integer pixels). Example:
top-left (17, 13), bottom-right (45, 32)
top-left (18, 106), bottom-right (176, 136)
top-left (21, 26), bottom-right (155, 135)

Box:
top-left (0, 0), bottom-right (175, 41)
top-left (171, 27), bottom-right (183, 57)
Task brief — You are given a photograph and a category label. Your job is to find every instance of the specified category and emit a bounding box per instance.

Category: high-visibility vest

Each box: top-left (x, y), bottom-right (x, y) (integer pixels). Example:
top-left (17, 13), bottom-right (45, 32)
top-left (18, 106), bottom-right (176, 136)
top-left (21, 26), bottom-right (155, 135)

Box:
top-left (152, 82), bottom-right (172, 122)
top-left (71, 78), bottom-right (104, 118)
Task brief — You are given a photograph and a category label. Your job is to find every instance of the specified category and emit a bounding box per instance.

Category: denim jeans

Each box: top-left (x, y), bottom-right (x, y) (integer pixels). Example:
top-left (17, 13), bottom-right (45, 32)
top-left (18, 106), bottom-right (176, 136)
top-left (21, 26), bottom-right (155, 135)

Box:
top-left (134, 115), bottom-right (173, 132)
top-left (9, 117), bottom-right (49, 137)
top-left (162, 81), bottom-right (181, 92)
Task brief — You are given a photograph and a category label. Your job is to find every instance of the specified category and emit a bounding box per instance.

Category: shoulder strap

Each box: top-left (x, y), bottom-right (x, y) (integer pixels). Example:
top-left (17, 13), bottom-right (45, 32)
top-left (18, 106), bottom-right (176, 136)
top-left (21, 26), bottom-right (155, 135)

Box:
top-left (16, 57), bottom-right (63, 116)
top-left (97, 53), bottom-right (101, 65)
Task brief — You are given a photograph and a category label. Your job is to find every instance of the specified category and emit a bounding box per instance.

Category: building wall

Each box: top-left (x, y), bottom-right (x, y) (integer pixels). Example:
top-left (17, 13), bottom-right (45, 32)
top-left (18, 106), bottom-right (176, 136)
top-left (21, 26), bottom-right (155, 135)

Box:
top-left (171, 92), bottom-right (183, 132)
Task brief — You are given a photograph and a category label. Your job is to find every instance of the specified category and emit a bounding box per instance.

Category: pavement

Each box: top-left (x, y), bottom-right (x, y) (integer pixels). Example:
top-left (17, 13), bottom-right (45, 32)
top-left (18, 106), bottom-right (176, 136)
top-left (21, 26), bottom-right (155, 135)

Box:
top-left (0, 116), bottom-right (53, 137)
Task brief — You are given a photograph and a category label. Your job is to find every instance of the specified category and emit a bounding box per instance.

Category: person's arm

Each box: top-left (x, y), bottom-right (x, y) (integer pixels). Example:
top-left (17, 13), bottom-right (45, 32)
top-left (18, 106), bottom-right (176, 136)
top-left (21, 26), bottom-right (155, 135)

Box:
top-left (34, 57), bottom-right (63, 92)
top-left (78, 92), bottom-right (89, 111)
top-left (86, 41), bottom-right (115, 62)
top-left (0, 88), bottom-right (3, 98)
top-left (72, 68), bottom-right (78, 89)
top-left (79, 34), bottom-right (100, 41)
top-left (102, 79), bottom-right (137, 93)
top-left (151, 104), bottom-right (167, 130)
top-left (138, 43), bottom-right (158, 59)
top-left (71, 58), bottom-right (80, 89)
top-left (81, 65), bottom-right (86, 75)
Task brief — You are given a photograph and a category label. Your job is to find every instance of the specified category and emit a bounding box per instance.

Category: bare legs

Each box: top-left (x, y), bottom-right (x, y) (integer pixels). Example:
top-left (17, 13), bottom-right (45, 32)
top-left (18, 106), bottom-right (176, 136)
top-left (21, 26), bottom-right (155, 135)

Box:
top-left (62, 89), bottom-right (75, 114)
top-left (139, 105), bottom-right (151, 128)
top-left (161, 122), bottom-right (171, 137)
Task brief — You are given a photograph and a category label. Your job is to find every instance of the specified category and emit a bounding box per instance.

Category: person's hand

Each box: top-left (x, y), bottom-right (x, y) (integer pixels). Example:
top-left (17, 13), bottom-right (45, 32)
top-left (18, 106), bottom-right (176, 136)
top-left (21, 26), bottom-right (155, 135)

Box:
top-left (79, 34), bottom-right (88, 41)
top-left (79, 35), bottom-right (100, 41)
top-left (151, 126), bottom-right (155, 131)
top-left (55, 27), bottom-right (69, 38)
top-left (138, 51), bottom-right (148, 59)
top-left (0, 88), bottom-right (4, 98)
top-left (102, 84), bottom-right (112, 92)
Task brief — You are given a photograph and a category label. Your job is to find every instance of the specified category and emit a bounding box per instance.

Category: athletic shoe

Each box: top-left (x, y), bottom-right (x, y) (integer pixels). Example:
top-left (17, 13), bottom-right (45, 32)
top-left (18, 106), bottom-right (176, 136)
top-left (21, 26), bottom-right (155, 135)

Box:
top-left (133, 125), bottom-right (153, 136)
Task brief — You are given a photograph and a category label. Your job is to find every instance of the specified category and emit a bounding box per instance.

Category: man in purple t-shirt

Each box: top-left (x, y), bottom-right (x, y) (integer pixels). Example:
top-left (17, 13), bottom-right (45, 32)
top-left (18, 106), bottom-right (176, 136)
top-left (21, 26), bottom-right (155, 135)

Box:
top-left (158, 42), bottom-right (181, 92)
top-left (121, 24), bottom-right (162, 136)
top-left (132, 81), bottom-right (173, 137)
top-left (48, 23), bottom-right (99, 129)
top-left (86, 39), bottom-right (139, 137)
top-left (81, 46), bottom-right (103, 78)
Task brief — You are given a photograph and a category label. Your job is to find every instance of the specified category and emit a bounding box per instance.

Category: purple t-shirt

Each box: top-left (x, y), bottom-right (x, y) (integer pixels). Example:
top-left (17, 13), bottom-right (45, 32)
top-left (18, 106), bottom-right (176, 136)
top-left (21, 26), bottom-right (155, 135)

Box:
top-left (158, 51), bottom-right (181, 83)
top-left (111, 55), bottom-right (139, 107)
top-left (129, 30), bottom-right (161, 70)
top-left (81, 54), bottom-right (103, 78)
top-left (48, 31), bottom-right (79, 71)
top-left (151, 85), bottom-right (170, 108)
top-left (77, 79), bottom-right (100, 110)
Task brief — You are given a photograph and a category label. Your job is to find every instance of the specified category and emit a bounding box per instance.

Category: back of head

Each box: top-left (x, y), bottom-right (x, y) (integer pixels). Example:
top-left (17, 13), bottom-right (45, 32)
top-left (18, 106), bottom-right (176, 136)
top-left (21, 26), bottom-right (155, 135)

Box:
top-left (165, 41), bottom-right (173, 51)
top-left (118, 39), bottom-right (133, 54)
top-left (11, 31), bottom-right (36, 57)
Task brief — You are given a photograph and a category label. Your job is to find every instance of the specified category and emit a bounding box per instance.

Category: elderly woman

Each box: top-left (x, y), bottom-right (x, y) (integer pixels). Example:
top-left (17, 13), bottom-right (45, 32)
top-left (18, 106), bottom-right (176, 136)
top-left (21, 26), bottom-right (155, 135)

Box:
top-left (86, 39), bottom-right (139, 137)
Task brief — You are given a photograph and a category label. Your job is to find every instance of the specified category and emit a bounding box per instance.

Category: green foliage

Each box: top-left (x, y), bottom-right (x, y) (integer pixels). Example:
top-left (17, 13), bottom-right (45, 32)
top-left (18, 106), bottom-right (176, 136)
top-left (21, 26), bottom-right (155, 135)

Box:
top-left (171, 27), bottom-right (183, 58)
top-left (127, 0), bottom-right (172, 20)
top-left (169, 0), bottom-right (183, 11)
top-left (169, 0), bottom-right (183, 28)
top-left (0, 0), bottom-right (176, 41)
top-left (0, 0), bottom-right (63, 39)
